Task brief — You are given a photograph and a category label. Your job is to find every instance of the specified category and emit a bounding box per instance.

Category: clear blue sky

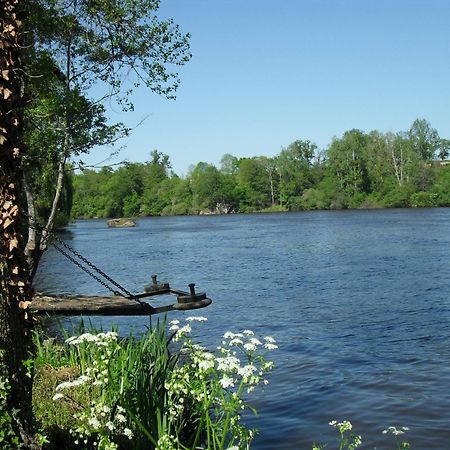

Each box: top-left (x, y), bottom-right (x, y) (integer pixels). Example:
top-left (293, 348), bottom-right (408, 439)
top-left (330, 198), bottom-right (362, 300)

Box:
top-left (84, 0), bottom-right (450, 176)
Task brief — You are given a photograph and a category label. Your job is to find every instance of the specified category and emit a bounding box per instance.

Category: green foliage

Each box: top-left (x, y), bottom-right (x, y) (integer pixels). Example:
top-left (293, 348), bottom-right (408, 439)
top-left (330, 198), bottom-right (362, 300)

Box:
top-left (277, 140), bottom-right (316, 206)
top-left (189, 162), bottom-right (237, 213)
top-left (0, 354), bottom-right (49, 449)
top-left (71, 120), bottom-right (450, 217)
top-left (0, 375), bottom-right (22, 449)
top-left (410, 191), bottom-right (439, 207)
top-left (381, 183), bottom-right (414, 208)
top-left (33, 321), bottom-right (277, 449)
top-left (21, 0), bottom-right (192, 229)
top-left (408, 118), bottom-right (440, 161)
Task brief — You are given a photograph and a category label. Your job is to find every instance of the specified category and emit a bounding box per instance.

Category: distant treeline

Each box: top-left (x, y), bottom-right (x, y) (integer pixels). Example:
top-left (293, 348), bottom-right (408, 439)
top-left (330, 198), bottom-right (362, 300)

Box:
top-left (72, 119), bottom-right (450, 218)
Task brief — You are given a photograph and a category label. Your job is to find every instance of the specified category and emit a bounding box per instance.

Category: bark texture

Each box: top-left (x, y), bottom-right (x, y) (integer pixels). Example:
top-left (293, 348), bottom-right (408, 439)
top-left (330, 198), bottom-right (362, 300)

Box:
top-left (0, 0), bottom-right (33, 430)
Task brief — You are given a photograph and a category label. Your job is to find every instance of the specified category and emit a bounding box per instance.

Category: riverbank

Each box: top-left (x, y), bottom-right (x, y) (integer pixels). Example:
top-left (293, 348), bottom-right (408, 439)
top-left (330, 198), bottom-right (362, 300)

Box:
top-left (31, 320), bottom-right (276, 450)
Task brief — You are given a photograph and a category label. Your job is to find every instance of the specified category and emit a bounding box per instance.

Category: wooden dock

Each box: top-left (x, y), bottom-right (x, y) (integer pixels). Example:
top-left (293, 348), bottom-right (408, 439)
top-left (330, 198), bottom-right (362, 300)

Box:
top-left (31, 294), bottom-right (212, 316)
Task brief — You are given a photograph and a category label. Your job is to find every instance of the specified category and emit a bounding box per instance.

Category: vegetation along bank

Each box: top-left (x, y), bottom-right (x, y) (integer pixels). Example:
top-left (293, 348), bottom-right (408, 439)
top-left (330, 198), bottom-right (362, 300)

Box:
top-left (70, 119), bottom-right (450, 220)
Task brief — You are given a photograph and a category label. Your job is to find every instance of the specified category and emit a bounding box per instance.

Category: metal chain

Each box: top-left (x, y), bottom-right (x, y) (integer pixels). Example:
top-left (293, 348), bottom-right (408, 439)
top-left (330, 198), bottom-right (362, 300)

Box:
top-left (51, 233), bottom-right (140, 301)
top-left (22, 213), bottom-right (141, 303)
top-left (52, 243), bottom-right (124, 297)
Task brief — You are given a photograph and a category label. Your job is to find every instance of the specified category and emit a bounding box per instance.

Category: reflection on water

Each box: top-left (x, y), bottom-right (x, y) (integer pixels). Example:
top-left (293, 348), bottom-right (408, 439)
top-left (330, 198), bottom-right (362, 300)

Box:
top-left (35, 208), bottom-right (450, 449)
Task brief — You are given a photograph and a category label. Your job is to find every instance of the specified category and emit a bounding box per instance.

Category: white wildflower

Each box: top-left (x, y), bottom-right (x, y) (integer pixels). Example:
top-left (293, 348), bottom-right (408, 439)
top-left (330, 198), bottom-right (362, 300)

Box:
top-left (185, 316), bottom-right (207, 322)
top-left (55, 381), bottom-right (73, 391)
top-left (104, 331), bottom-right (118, 340)
top-left (124, 428), bottom-right (133, 439)
top-left (75, 333), bottom-right (98, 344)
top-left (382, 426), bottom-right (409, 436)
top-left (237, 365), bottom-right (257, 378)
top-left (219, 375), bottom-right (235, 388)
top-left (177, 324), bottom-right (191, 335)
top-left (52, 392), bottom-right (64, 401)
top-left (88, 417), bottom-right (101, 429)
top-left (264, 336), bottom-right (276, 343)
top-left (329, 420), bottom-right (352, 432)
top-left (264, 342), bottom-right (278, 350)
top-left (201, 352), bottom-right (214, 360)
top-left (198, 359), bottom-right (215, 371)
top-left (243, 342), bottom-right (256, 351)
top-left (116, 413), bottom-right (126, 423)
top-left (73, 375), bottom-right (90, 386)
top-left (216, 356), bottom-right (240, 371)
top-left (243, 330), bottom-right (254, 336)
top-left (249, 337), bottom-right (262, 346)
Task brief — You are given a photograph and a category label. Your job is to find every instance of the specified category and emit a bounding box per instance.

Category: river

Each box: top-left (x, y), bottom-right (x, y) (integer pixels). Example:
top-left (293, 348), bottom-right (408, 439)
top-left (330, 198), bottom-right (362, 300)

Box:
top-left (35, 208), bottom-right (450, 449)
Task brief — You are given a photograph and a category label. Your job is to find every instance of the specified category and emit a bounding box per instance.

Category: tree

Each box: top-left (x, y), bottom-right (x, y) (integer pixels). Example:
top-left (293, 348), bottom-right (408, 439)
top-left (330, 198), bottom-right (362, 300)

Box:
top-left (2, 0), bottom-right (191, 444)
top-left (258, 156), bottom-right (278, 207)
top-left (189, 162), bottom-right (236, 213)
top-left (276, 140), bottom-right (316, 208)
top-left (408, 118), bottom-right (440, 161)
top-left (1, 0), bottom-right (39, 445)
top-left (235, 157), bottom-right (271, 211)
top-left (141, 151), bottom-right (172, 215)
top-left (23, 0), bottom-right (191, 279)
top-left (219, 153), bottom-right (239, 175)
top-left (437, 138), bottom-right (450, 161)
top-left (326, 130), bottom-right (370, 205)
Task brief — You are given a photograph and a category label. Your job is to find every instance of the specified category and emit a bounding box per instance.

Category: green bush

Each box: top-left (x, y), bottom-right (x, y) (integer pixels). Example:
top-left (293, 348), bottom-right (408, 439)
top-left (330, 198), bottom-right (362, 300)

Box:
top-left (410, 192), bottom-right (439, 207)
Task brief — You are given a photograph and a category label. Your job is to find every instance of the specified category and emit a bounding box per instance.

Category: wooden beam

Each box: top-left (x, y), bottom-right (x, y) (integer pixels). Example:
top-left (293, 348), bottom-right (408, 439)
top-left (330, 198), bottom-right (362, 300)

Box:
top-left (30, 294), bottom-right (212, 316)
top-left (30, 294), bottom-right (156, 316)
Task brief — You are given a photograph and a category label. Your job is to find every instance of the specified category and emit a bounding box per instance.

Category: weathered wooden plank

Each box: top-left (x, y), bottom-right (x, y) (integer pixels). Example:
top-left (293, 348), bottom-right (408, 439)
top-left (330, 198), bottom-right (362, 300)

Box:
top-left (30, 294), bottom-right (212, 316)
top-left (30, 295), bottom-right (156, 316)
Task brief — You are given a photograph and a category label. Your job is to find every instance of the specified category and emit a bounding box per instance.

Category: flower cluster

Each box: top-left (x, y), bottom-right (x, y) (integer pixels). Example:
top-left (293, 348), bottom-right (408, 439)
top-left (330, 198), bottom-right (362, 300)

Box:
top-left (155, 433), bottom-right (178, 450)
top-left (382, 426), bottom-right (410, 436)
top-left (53, 332), bottom-right (120, 403)
top-left (382, 426), bottom-right (411, 450)
top-left (52, 374), bottom-right (91, 400)
top-left (66, 331), bottom-right (118, 346)
top-left (52, 331), bottom-right (131, 450)
top-left (328, 420), bottom-right (362, 450)
top-left (329, 420), bottom-right (353, 433)
top-left (50, 321), bottom-right (277, 450)
top-left (70, 402), bottom-right (133, 450)
top-left (164, 317), bottom-right (277, 448)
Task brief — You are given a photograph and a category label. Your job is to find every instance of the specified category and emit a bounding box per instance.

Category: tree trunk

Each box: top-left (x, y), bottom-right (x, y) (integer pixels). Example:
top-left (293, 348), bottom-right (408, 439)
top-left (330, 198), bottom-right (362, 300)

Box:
top-left (0, 0), bottom-right (35, 442)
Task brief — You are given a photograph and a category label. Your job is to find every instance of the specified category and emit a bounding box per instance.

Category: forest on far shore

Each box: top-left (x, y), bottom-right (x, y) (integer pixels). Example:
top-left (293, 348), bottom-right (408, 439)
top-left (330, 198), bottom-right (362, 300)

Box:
top-left (70, 119), bottom-right (450, 219)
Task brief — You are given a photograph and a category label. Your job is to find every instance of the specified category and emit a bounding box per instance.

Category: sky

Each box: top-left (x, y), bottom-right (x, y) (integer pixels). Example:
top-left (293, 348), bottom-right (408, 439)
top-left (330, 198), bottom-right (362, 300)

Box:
top-left (82, 0), bottom-right (450, 176)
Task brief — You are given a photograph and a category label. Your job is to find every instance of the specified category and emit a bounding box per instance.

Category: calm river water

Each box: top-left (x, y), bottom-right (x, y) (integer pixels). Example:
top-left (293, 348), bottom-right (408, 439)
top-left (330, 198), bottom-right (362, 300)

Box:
top-left (35, 208), bottom-right (450, 449)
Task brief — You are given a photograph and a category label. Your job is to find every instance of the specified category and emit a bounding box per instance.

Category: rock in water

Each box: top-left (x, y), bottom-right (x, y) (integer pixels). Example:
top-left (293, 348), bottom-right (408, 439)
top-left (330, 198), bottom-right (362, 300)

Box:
top-left (107, 218), bottom-right (136, 228)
